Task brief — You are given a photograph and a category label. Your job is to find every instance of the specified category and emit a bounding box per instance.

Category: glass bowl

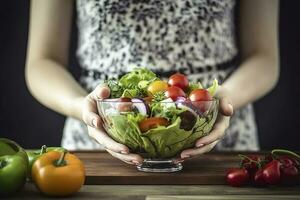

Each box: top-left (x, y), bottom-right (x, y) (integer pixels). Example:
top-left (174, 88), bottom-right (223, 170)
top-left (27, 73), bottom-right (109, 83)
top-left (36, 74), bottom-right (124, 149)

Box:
top-left (97, 98), bottom-right (219, 172)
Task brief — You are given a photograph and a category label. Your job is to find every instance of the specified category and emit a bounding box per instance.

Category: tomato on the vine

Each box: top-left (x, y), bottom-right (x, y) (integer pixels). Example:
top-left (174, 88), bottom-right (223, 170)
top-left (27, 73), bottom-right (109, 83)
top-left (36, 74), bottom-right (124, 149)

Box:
top-left (165, 86), bottom-right (186, 101)
top-left (168, 73), bottom-right (189, 91)
top-left (226, 168), bottom-right (249, 187)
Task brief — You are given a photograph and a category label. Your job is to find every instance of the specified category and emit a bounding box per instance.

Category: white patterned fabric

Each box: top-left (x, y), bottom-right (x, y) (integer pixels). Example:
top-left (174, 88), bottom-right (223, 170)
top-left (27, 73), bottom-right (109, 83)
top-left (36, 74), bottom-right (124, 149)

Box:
top-left (61, 0), bottom-right (259, 151)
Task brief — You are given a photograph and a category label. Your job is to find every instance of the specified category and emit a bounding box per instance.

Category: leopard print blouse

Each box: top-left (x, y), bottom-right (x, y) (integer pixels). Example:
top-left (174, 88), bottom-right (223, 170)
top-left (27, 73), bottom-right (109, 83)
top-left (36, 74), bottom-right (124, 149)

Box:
top-left (62, 0), bottom-right (259, 151)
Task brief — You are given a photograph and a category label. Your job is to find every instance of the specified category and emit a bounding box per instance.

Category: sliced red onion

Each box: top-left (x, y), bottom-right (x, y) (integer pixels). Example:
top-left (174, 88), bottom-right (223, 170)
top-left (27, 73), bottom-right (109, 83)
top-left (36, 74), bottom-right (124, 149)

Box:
top-left (175, 96), bottom-right (187, 103)
top-left (131, 98), bottom-right (150, 116)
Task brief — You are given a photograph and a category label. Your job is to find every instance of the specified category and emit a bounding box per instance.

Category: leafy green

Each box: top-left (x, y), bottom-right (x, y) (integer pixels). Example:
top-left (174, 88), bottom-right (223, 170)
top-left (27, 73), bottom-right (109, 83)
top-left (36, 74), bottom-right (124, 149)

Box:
top-left (121, 89), bottom-right (138, 98)
top-left (119, 68), bottom-right (158, 97)
top-left (207, 79), bottom-right (219, 97)
top-left (188, 82), bottom-right (203, 94)
top-left (107, 114), bottom-right (156, 156)
top-left (104, 79), bottom-right (124, 98)
top-left (105, 102), bottom-right (218, 158)
top-left (143, 112), bottom-right (217, 158)
top-left (151, 102), bottom-right (185, 122)
top-left (105, 68), bottom-right (158, 98)
top-left (152, 91), bottom-right (166, 102)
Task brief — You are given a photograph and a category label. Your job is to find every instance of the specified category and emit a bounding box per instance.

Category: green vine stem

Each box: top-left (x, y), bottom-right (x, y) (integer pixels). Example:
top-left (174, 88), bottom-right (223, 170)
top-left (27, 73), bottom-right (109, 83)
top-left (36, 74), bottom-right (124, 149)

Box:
top-left (54, 151), bottom-right (67, 167)
top-left (271, 149), bottom-right (300, 160)
top-left (238, 154), bottom-right (262, 168)
top-left (40, 145), bottom-right (47, 155)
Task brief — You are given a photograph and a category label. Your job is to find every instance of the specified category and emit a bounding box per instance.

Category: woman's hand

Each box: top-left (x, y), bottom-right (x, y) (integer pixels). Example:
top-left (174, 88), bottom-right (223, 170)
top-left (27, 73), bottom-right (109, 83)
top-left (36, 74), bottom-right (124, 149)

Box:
top-left (178, 86), bottom-right (234, 161)
top-left (81, 84), bottom-right (144, 165)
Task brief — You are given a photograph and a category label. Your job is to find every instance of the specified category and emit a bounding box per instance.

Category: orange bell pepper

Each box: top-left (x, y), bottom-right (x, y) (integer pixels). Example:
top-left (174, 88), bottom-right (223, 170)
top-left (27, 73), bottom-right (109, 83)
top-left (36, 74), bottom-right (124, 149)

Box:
top-left (32, 151), bottom-right (85, 196)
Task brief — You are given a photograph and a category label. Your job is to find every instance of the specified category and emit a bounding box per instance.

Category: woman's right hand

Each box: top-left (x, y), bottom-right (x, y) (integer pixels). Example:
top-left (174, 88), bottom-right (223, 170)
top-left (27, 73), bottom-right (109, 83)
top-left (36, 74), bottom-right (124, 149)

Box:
top-left (81, 84), bottom-right (144, 165)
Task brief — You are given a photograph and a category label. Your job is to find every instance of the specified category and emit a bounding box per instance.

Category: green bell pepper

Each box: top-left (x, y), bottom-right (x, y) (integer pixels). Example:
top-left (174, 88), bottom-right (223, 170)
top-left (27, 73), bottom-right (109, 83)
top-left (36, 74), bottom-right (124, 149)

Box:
top-left (26, 145), bottom-right (66, 172)
top-left (0, 138), bottom-right (28, 196)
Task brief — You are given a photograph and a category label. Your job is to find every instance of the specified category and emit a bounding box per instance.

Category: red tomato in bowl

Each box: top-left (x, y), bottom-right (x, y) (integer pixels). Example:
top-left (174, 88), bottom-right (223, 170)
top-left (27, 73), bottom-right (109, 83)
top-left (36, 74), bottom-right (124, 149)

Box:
top-left (138, 117), bottom-right (170, 132)
top-left (165, 86), bottom-right (186, 101)
top-left (189, 89), bottom-right (212, 113)
top-left (189, 89), bottom-right (212, 101)
top-left (168, 73), bottom-right (189, 91)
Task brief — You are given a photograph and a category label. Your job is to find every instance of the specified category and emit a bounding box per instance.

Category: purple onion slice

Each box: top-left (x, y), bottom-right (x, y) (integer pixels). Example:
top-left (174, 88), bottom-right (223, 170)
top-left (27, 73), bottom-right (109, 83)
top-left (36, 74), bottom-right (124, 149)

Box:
top-left (131, 98), bottom-right (150, 116)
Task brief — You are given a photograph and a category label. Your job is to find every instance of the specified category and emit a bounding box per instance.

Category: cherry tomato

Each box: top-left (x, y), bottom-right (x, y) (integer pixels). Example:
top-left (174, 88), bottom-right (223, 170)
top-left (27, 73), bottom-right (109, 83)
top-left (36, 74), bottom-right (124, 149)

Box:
top-left (279, 157), bottom-right (294, 168)
top-left (189, 89), bottom-right (212, 113)
top-left (117, 97), bottom-right (132, 112)
top-left (281, 165), bottom-right (299, 184)
top-left (253, 169), bottom-right (265, 185)
top-left (138, 117), bottom-right (170, 132)
top-left (189, 89), bottom-right (212, 101)
top-left (226, 168), bottom-right (249, 187)
top-left (147, 80), bottom-right (168, 96)
top-left (168, 73), bottom-right (189, 91)
top-left (262, 160), bottom-right (281, 185)
top-left (165, 86), bottom-right (186, 101)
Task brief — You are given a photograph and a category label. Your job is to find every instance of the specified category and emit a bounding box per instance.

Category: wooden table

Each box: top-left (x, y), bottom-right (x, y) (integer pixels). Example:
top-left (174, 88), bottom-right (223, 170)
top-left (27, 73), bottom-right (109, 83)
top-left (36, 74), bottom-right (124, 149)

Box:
top-left (9, 152), bottom-right (300, 199)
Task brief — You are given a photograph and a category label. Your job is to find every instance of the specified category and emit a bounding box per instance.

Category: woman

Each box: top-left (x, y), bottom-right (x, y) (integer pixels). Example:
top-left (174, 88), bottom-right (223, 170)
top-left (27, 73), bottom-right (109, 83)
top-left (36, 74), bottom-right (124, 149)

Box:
top-left (26, 0), bottom-right (279, 165)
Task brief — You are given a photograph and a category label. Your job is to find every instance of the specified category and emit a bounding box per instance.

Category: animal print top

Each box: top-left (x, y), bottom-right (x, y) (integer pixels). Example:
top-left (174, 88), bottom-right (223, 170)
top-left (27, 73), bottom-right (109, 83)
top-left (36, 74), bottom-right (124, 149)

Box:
top-left (62, 0), bottom-right (259, 151)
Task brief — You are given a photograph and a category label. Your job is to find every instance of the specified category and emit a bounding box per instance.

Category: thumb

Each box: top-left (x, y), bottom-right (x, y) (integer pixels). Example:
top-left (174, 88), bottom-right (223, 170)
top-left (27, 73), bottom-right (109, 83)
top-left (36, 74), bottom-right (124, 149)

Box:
top-left (92, 84), bottom-right (110, 100)
top-left (219, 97), bottom-right (234, 116)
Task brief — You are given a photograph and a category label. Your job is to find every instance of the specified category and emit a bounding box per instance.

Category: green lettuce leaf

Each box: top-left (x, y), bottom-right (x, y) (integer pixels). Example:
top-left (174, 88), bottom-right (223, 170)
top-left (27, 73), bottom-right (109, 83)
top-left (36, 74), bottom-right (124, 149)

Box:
top-left (107, 114), bottom-right (157, 157)
top-left (121, 89), bottom-right (138, 98)
top-left (151, 101), bottom-right (186, 123)
top-left (104, 79), bottom-right (124, 98)
top-left (188, 82), bottom-right (203, 91)
top-left (106, 106), bottom-right (218, 158)
top-left (120, 68), bottom-right (157, 89)
top-left (207, 79), bottom-right (219, 97)
top-left (143, 105), bottom-right (218, 158)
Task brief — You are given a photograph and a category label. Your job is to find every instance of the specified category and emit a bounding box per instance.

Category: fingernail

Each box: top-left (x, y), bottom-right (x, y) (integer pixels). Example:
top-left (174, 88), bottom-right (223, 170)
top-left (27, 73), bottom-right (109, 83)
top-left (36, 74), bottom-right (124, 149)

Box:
top-left (121, 150), bottom-right (129, 154)
top-left (196, 143), bottom-right (205, 148)
top-left (175, 159), bottom-right (185, 164)
top-left (182, 154), bottom-right (190, 159)
top-left (92, 118), bottom-right (98, 127)
top-left (228, 104), bottom-right (233, 112)
top-left (132, 160), bottom-right (141, 165)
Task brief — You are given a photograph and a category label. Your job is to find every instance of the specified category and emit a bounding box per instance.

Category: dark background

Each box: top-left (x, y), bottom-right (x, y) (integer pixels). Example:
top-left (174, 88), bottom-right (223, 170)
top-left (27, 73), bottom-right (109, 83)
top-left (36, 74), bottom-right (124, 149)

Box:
top-left (0, 1), bottom-right (299, 150)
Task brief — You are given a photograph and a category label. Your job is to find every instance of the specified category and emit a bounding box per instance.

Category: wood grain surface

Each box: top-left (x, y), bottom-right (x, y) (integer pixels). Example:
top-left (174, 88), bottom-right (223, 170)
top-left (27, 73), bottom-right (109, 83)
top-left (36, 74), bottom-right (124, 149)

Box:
top-left (74, 151), bottom-right (249, 185)
top-left (11, 151), bottom-right (300, 199)
top-left (11, 184), bottom-right (300, 200)
top-left (146, 195), bottom-right (300, 200)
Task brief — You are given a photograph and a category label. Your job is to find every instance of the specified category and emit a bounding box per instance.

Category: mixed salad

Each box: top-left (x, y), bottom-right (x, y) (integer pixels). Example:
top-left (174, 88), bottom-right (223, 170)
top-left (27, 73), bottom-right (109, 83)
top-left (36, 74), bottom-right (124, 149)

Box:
top-left (98, 68), bottom-right (219, 158)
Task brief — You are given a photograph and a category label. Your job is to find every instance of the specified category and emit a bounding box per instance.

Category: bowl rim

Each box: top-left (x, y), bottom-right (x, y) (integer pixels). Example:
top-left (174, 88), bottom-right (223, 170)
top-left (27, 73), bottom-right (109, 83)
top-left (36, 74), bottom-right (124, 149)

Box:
top-left (96, 98), bottom-right (219, 103)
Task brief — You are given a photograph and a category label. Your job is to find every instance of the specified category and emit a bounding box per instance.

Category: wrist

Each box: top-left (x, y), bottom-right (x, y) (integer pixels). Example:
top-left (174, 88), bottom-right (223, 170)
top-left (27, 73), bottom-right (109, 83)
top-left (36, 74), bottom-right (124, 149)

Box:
top-left (70, 96), bottom-right (86, 121)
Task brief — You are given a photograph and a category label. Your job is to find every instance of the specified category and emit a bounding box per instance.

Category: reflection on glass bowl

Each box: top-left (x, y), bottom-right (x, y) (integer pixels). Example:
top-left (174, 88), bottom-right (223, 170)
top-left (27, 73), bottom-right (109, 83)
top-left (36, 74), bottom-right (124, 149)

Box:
top-left (97, 98), bottom-right (219, 172)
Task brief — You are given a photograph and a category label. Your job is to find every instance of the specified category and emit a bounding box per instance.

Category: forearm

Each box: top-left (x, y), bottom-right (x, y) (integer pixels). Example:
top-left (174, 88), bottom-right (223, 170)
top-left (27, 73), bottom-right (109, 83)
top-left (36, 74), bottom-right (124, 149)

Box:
top-left (223, 53), bottom-right (279, 109)
top-left (25, 59), bottom-right (87, 120)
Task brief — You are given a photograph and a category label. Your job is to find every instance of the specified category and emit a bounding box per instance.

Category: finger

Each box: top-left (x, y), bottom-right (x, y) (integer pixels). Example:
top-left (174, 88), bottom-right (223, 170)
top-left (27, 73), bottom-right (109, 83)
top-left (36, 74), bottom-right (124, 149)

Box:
top-left (173, 158), bottom-right (185, 164)
top-left (82, 96), bottom-right (101, 128)
top-left (219, 97), bottom-right (234, 116)
top-left (181, 140), bottom-right (218, 158)
top-left (195, 115), bottom-right (229, 147)
top-left (92, 84), bottom-right (110, 100)
top-left (106, 149), bottom-right (144, 165)
top-left (88, 126), bottom-right (130, 154)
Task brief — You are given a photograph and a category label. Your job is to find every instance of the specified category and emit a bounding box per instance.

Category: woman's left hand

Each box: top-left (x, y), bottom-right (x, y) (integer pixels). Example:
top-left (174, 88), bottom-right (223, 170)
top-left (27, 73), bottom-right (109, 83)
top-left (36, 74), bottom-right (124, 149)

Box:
top-left (178, 86), bottom-right (234, 161)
